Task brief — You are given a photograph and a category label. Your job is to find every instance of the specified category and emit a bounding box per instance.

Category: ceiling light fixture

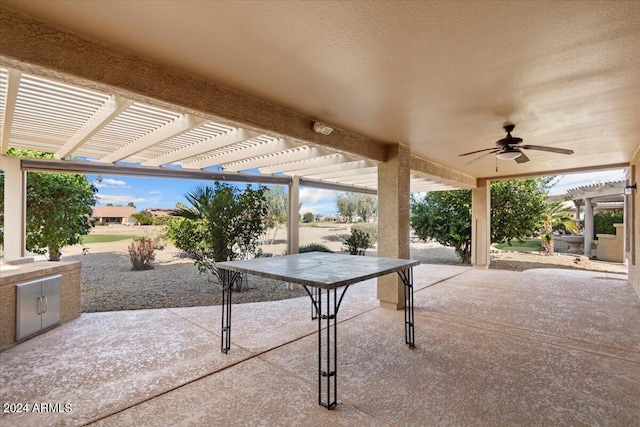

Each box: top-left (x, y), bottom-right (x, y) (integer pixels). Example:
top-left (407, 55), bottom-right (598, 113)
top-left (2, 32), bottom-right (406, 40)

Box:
top-left (313, 121), bottom-right (334, 135)
top-left (495, 150), bottom-right (521, 160)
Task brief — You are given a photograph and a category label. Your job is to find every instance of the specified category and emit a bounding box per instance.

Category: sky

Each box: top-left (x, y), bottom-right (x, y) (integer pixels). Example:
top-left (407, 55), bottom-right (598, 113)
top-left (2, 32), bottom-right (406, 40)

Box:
top-left (87, 168), bottom-right (627, 215)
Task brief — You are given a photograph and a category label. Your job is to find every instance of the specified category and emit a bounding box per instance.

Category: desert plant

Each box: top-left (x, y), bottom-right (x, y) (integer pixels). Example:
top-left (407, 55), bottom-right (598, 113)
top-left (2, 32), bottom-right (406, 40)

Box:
top-left (302, 212), bottom-right (315, 223)
top-left (343, 228), bottom-right (372, 255)
top-left (128, 236), bottom-right (164, 271)
top-left (540, 200), bottom-right (580, 256)
top-left (299, 243), bottom-right (334, 253)
top-left (165, 183), bottom-right (267, 291)
top-left (351, 223), bottom-right (378, 244)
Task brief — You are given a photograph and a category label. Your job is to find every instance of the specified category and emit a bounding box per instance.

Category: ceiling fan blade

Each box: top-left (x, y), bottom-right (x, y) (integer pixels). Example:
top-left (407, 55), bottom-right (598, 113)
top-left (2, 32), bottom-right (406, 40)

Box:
top-left (459, 147), bottom-right (497, 156)
top-left (520, 145), bottom-right (574, 155)
top-left (465, 149), bottom-right (500, 165)
top-left (515, 151), bottom-right (530, 163)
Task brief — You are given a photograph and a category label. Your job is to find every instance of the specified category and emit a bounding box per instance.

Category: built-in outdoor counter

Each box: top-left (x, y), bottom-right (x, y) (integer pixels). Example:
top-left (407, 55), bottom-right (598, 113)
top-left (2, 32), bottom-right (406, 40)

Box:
top-left (597, 223), bottom-right (624, 263)
top-left (0, 259), bottom-right (81, 351)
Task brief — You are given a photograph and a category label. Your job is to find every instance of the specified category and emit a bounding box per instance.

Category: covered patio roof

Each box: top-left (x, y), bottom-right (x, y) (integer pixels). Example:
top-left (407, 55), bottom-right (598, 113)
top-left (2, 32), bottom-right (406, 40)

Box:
top-left (0, 66), bottom-right (463, 193)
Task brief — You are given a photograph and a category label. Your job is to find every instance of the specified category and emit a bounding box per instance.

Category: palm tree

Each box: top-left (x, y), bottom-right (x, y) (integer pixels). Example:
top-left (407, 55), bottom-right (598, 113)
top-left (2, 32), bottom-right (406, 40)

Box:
top-left (541, 200), bottom-right (580, 255)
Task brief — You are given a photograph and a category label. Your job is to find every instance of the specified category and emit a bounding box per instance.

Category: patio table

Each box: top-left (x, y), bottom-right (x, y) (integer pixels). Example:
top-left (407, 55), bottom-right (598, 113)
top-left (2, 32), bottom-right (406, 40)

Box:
top-left (216, 252), bottom-right (419, 409)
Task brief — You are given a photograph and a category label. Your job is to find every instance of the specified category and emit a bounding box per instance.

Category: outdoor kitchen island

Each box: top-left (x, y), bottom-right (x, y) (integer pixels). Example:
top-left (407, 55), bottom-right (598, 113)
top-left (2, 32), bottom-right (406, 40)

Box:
top-left (0, 258), bottom-right (81, 351)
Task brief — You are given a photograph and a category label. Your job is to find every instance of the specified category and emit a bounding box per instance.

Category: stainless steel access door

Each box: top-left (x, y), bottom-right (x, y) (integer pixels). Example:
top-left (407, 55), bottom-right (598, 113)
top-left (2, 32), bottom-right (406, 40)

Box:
top-left (16, 275), bottom-right (62, 340)
top-left (41, 275), bottom-right (61, 330)
top-left (16, 279), bottom-right (42, 340)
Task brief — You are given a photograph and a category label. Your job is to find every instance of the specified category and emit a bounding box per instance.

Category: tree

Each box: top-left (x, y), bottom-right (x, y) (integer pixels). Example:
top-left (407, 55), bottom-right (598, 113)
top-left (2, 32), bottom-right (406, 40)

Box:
top-left (540, 200), bottom-right (580, 255)
top-left (302, 212), bottom-right (314, 223)
top-left (131, 210), bottom-right (155, 225)
top-left (411, 190), bottom-right (472, 263)
top-left (127, 201), bottom-right (136, 208)
top-left (263, 186), bottom-right (287, 244)
top-left (0, 148), bottom-right (97, 261)
top-left (164, 183), bottom-right (267, 291)
top-left (490, 179), bottom-right (548, 244)
top-left (410, 178), bottom-right (550, 264)
top-left (336, 193), bottom-right (377, 222)
top-left (354, 194), bottom-right (377, 222)
top-left (336, 193), bottom-right (356, 222)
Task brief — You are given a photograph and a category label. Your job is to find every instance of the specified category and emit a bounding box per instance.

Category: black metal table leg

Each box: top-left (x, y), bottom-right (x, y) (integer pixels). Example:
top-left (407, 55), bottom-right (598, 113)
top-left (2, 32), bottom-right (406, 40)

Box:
top-left (399, 267), bottom-right (415, 348)
top-left (311, 287), bottom-right (320, 320)
top-left (301, 285), bottom-right (349, 409)
top-left (221, 269), bottom-right (242, 354)
top-left (318, 288), bottom-right (337, 409)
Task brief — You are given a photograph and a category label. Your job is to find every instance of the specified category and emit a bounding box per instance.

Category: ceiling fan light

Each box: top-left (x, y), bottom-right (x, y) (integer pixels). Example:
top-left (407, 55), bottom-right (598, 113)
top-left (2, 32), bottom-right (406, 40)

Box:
top-left (496, 151), bottom-right (522, 160)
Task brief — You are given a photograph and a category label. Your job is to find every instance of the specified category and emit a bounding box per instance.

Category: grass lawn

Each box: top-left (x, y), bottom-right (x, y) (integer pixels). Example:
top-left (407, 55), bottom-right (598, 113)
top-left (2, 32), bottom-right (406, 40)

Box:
top-left (493, 240), bottom-right (542, 252)
top-left (82, 234), bottom-right (138, 244)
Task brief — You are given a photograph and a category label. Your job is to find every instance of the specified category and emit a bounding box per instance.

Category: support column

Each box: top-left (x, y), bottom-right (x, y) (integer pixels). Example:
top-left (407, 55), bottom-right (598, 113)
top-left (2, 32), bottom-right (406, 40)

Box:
top-left (0, 155), bottom-right (26, 260)
top-left (471, 178), bottom-right (491, 268)
top-left (377, 144), bottom-right (410, 310)
top-left (287, 176), bottom-right (300, 290)
top-left (584, 198), bottom-right (594, 257)
top-left (287, 176), bottom-right (300, 255)
top-left (573, 199), bottom-right (582, 221)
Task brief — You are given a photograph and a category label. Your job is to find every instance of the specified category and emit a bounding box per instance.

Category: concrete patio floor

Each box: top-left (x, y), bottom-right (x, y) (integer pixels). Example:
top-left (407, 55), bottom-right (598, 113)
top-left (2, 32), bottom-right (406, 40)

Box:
top-left (1, 265), bottom-right (638, 426)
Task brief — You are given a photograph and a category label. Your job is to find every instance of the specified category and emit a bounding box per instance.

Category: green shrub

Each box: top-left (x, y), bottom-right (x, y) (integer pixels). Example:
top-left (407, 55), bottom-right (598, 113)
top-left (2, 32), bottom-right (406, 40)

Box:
top-left (302, 212), bottom-right (315, 223)
top-left (594, 211), bottom-right (623, 237)
top-left (343, 229), bottom-right (372, 256)
top-left (299, 243), bottom-right (333, 253)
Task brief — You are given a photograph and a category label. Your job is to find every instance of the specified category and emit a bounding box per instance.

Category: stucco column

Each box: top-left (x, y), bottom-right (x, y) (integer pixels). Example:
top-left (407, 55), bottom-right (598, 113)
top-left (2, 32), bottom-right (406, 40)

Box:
top-left (471, 178), bottom-right (491, 268)
top-left (377, 144), bottom-right (410, 310)
top-left (583, 198), bottom-right (594, 257)
top-left (0, 155), bottom-right (26, 260)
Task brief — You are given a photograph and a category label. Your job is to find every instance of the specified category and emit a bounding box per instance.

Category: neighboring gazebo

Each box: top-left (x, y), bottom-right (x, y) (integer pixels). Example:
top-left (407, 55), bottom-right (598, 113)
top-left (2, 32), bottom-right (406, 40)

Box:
top-left (564, 180), bottom-right (626, 257)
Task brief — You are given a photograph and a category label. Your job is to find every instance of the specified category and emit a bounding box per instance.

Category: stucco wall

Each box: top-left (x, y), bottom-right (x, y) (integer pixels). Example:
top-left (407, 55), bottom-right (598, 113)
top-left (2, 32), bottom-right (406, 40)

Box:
top-left (629, 147), bottom-right (640, 297)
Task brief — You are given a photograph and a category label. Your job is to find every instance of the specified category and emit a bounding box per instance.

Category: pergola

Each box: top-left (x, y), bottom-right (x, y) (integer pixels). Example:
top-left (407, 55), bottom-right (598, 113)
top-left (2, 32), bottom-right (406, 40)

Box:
top-left (1, 1), bottom-right (639, 303)
top-left (565, 181), bottom-right (627, 257)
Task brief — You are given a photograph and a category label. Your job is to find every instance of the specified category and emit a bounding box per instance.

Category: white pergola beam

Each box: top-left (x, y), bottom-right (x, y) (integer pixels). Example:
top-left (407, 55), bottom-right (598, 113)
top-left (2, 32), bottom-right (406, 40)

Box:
top-left (335, 172), bottom-right (379, 184)
top-left (285, 160), bottom-right (377, 176)
top-left (1, 69), bottom-right (21, 155)
top-left (182, 138), bottom-right (296, 170)
top-left (101, 113), bottom-right (206, 163)
top-left (261, 153), bottom-right (348, 174)
top-left (56, 95), bottom-right (134, 159)
top-left (143, 128), bottom-right (261, 166)
top-left (309, 166), bottom-right (378, 180)
top-left (224, 146), bottom-right (331, 172)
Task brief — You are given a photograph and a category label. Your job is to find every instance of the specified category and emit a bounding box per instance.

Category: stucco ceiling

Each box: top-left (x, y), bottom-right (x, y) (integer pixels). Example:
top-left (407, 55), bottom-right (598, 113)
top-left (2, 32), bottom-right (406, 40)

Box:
top-left (1, 0), bottom-right (639, 180)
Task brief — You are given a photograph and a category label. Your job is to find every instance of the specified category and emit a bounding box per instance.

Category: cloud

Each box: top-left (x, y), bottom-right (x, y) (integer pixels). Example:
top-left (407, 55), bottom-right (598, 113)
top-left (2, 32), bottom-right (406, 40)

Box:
top-left (148, 190), bottom-right (162, 195)
top-left (96, 194), bottom-right (146, 205)
top-left (94, 178), bottom-right (129, 189)
top-left (299, 188), bottom-right (341, 215)
top-left (299, 188), bottom-right (339, 205)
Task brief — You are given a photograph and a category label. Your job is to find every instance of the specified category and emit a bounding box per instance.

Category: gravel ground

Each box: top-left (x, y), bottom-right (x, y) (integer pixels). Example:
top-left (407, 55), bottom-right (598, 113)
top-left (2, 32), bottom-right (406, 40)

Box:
top-left (50, 225), bottom-right (626, 313)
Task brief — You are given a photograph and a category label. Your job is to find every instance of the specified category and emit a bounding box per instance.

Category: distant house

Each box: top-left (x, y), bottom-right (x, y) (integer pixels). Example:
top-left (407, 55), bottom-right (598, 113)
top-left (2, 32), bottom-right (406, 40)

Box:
top-left (91, 206), bottom-right (137, 225)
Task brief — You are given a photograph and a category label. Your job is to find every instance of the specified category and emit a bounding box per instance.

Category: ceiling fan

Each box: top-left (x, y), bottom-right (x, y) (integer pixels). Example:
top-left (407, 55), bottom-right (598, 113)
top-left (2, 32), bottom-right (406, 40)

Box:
top-left (459, 124), bottom-right (574, 165)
